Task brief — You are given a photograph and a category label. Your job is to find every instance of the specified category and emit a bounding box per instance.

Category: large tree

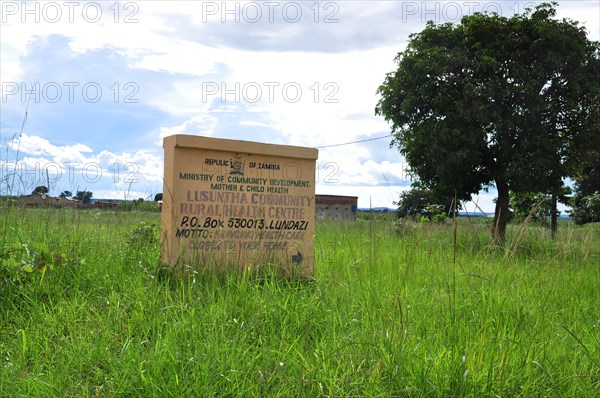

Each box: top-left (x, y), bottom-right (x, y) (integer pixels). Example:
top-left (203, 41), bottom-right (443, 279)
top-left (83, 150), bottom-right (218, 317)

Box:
top-left (376, 3), bottom-right (599, 241)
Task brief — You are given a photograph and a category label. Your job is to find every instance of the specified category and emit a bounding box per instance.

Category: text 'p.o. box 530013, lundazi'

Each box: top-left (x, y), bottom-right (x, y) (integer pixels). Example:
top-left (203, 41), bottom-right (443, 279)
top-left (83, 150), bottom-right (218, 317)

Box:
top-left (161, 135), bottom-right (318, 279)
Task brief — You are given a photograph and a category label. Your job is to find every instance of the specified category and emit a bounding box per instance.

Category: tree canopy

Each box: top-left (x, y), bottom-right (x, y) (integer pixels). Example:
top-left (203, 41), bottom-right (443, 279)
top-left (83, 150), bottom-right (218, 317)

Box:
top-left (33, 186), bottom-right (49, 195)
top-left (376, 3), bottom-right (599, 241)
top-left (74, 191), bottom-right (93, 204)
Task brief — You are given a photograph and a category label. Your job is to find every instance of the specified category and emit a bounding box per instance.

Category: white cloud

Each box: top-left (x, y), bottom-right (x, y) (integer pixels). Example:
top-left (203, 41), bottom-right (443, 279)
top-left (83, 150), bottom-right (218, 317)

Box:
top-left (316, 183), bottom-right (409, 209)
top-left (7, 133), bottom-right (92, 161)
top-left (157, 114), bottom-right (217, 144)
top-left (239, 121), bottom-right (272, 128)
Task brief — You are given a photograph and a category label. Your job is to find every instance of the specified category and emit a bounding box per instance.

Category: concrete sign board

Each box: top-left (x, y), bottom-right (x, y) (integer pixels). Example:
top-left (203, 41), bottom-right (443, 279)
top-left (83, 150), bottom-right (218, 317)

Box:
top-left (161, 135), bottom-right (318, 278)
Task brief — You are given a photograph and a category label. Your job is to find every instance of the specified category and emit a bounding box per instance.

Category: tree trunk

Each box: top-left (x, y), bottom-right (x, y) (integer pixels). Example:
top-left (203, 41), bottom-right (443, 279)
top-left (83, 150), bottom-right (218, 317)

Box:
top-left (551, 191), bottom-right (558, 239)
top-left (492, 179), bottom-right (510, 243)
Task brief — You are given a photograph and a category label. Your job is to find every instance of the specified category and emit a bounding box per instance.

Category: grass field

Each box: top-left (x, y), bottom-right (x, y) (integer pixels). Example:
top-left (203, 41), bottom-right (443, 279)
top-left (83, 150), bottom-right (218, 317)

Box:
top-left (1, 208), bottom-right (599, 397)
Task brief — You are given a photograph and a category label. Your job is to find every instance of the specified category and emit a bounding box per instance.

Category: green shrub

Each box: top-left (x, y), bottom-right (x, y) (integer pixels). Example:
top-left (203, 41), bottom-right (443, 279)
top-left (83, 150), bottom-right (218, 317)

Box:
top-left (0, 241), bottom-right (75, 285)
top-left (128, 222), bottom-right (159, 248)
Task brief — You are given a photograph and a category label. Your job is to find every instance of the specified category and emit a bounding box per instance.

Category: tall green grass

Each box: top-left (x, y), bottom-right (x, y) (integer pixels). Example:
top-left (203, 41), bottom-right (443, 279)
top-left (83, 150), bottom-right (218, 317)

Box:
top-left (1, 208), bottom-right (598, 396)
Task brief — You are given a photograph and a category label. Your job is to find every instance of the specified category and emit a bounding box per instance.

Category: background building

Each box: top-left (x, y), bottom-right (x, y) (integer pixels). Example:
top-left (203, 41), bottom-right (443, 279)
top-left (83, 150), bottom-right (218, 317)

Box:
top-left (315, 195), bottom-right (358, 220)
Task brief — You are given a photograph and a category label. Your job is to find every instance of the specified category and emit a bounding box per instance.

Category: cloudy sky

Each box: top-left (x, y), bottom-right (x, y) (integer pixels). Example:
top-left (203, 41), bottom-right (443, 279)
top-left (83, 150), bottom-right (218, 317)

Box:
top-left (1, 1), bottom-right (598, 211)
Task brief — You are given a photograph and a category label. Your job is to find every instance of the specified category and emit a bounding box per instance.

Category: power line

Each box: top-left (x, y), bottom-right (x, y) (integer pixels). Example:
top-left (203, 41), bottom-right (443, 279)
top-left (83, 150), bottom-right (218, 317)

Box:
top-left (315, 134), bottom-right (393, 149)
